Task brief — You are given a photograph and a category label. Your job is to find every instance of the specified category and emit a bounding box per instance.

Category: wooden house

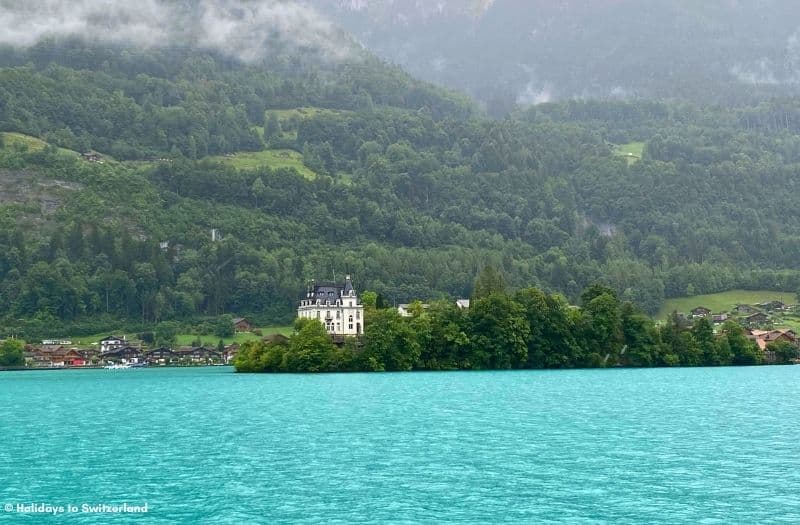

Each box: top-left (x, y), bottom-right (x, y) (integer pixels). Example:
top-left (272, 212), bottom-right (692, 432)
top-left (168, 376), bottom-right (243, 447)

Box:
top-left (733, 304), bottom-right (758, 315)
top-left (690, 306), bottom-right (712, 318)
top-left (759, 300), bottom-right (787, 311)
top-left (100, 346), bottom-right (143, 364)
top-left (174, 346), bottom-right (222, 364)
top-left (223, 344), bottom-right (240, 364)
top-left (144, 347), bottom-right (178, 366)
top-left (712, 314), bottom-right (729, 324)
top-left (745, 312), bottom-right (769, 327)
top-left (232, 317), bottom-right (252, 332)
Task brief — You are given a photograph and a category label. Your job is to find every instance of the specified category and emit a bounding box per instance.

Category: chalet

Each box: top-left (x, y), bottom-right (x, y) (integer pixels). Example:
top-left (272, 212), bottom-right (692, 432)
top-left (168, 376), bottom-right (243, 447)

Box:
top-left (29, 346), bottom-right (88, 367)
top-left (745, 312), bottom-right (769, 327)
top-left (712, 314), bottom-right (729, 324)
top-left (100, 346), bottom-right (143, 364)
top-left (144, 347), bottom-right (178, 366)
top-left (223, 344), bottom-right (240, 364)
top-left (759, 300), bottom-right (787, 312)
top-left (298, 275), bottom-right (364, 336)
top-left (174, 346), bottom-right (222, 364)
top-left (61, 349), bottom-right (87, 367)
top-left (232, 317), bottom-right (252, 332)
top-left (747, 329), bottom-right (798, 350)
top-left (733, 304), bottom-right (758, 315)
top-left (690, 306), bottom-right (712, 318)
top-left (100, 336), bottom-right (126, 353)
top-left (81, 151), bottom-right (102, 162)
top-left (747, 329), bottom-right (799, 363)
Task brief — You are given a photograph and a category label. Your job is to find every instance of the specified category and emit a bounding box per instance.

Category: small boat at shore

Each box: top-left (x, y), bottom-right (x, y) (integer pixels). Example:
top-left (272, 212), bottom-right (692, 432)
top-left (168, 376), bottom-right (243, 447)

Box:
top-left (104, 363), bottom-right (131, 370)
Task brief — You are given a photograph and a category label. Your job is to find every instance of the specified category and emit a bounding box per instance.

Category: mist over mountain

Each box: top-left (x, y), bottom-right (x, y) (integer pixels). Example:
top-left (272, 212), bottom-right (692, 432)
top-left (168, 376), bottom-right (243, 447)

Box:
top-left (311, 0), bottom-right (800, 114)
top-left (0, 0), bottom-right (358, 62)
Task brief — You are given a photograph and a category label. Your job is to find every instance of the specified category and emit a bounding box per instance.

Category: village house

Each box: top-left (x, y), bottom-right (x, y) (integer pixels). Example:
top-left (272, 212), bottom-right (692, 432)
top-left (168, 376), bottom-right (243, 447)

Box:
top-left (712, 314), bottom-right (729, 324)
top-left (100, 346), bottom-right (143, 365)
top-left (143, 347), bottom-right (178, 366)
top-left (174, 346), bottom-right (222, 364)
top-left (456, 299), bottom-right (471, 310)
top-left (690, 306), bottom-right (711, 318)
top-left (223, 344), bottom-right (240, 364)
top-left (397, 303), bottom-right (430, 317)
top-left (232, 317), bottom-right (252, 332)
top-left (745, 312), bottom-right (769, 327)
top-left (298, 275), bottom-right (364, 336)
top-left (733, 304), bottom-right (758, 315)
top-left (759, 300), bottom-right (787, 311)
top-left (100, 336), bottom-right (126, 353)
top-left (34, 345), bottom-right (65, 366)
top-left (747, 329), bottom-right (799, 363)
top-left (28, 345), bottom-right (89, 367)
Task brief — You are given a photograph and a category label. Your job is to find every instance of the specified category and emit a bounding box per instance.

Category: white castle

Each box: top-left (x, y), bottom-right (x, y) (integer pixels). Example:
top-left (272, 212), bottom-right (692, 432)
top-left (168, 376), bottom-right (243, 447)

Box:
top-left (297, 275), bottom-right (364, 336)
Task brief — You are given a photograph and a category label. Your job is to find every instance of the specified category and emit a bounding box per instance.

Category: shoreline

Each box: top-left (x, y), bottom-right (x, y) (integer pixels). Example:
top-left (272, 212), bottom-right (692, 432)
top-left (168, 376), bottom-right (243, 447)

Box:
top-left (0, 365), bottom-right (234, 372)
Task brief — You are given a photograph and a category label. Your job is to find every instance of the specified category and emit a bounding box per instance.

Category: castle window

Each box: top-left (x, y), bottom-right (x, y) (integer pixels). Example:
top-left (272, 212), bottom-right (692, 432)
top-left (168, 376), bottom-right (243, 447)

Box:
top-left (336, 311), bottom-right (341, 319)
top-left (356, 311), bottom-right (360, 320)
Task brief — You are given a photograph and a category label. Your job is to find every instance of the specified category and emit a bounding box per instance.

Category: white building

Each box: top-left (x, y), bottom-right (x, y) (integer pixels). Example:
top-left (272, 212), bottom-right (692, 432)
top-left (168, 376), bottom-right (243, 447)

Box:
top-left (397, 303), bottom-right (429, 317)
top-left (298, 275), bottom-right (364, 336)
top-left (100, 336), bottom-right (126, 353)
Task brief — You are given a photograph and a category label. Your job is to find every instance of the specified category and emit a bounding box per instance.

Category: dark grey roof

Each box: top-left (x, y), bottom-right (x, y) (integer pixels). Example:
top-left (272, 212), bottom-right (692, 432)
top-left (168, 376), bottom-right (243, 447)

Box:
top-left (303, 275), bottom-right (356, 301)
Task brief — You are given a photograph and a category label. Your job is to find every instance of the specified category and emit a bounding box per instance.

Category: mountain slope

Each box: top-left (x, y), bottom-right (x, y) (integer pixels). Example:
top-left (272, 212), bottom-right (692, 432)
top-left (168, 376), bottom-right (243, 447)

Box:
top-left (2, 38), bottom-right (800, 339)
top-left (312, 0), bottom-right (800, 114)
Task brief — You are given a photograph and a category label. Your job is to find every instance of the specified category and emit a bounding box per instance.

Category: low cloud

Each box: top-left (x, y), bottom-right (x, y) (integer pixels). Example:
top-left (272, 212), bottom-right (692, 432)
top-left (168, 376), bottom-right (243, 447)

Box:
top-left (517, 82), bottom-right (552, 106)
top-left (730, 58), bottom-right (780, 85)
top-left (0, 0), bottom-right (353, 62)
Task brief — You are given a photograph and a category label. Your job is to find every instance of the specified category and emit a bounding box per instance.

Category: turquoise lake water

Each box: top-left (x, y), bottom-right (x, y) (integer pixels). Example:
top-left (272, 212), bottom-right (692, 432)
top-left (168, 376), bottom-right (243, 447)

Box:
top-left (1, 366), bottom-right (799, 523)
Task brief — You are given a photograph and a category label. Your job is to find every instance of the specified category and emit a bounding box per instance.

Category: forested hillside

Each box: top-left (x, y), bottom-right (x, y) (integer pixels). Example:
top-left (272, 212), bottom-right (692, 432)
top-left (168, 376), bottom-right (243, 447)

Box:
top-left (1, 39), bottom-right (800, 339)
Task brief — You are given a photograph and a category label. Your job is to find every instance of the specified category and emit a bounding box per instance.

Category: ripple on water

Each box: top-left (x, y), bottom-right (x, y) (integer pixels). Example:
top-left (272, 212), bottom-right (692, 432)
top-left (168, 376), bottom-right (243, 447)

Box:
top-left (1, 367), bottom-right (800, 523)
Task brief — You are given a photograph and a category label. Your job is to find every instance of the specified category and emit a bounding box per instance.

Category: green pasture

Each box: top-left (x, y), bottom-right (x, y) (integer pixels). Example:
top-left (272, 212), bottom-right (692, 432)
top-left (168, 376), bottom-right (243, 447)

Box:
top-left (656, 289), bottom-right (794, 320)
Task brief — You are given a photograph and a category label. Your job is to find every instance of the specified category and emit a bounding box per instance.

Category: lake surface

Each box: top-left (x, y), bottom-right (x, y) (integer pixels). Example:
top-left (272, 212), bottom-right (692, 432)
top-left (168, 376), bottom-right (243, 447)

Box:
top-left (1, 366), bottom-right (799, 524)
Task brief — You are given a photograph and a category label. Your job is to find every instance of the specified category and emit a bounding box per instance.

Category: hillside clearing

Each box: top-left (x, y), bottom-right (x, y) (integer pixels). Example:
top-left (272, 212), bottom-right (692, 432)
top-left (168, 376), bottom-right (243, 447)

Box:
top-left (1, 132), bottom-right (79, 157)
top-left (208, 149), bottom-right (316, 179)
top-left (267, 107), bottom-right (352, 122)
top-left (613, 141), bottom-right (644, 165)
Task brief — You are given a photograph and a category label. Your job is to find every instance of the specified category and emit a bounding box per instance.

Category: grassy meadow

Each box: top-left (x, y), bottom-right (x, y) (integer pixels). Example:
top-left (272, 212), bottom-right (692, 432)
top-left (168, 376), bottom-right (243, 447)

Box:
top-left (67, 325), bottom-right (293, 348)
top-left (613, 141), bottom-right (644, 165)
top-left (1, 132), bottom-right (80, 157)
top-left (656, 289), bottom-right (794, 320)
top-left (208, 149), bottom-right (316, 179)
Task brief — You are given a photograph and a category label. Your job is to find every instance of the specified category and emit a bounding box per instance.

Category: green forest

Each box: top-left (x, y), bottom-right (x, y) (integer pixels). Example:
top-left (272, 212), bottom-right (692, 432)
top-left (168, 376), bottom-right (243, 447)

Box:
top-left (2, 39), bottom-right (800, 340)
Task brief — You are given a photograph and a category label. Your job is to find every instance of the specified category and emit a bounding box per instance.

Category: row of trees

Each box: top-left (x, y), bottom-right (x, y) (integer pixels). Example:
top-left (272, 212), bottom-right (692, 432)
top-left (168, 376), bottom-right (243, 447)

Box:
top-left (235, 283), bottom-right (797, 374)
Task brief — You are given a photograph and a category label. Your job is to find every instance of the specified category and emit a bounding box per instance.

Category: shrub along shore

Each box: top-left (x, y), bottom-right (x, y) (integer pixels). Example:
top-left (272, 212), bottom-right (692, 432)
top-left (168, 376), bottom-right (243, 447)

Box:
top-left (234, 283), bottom-right (797, 373)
